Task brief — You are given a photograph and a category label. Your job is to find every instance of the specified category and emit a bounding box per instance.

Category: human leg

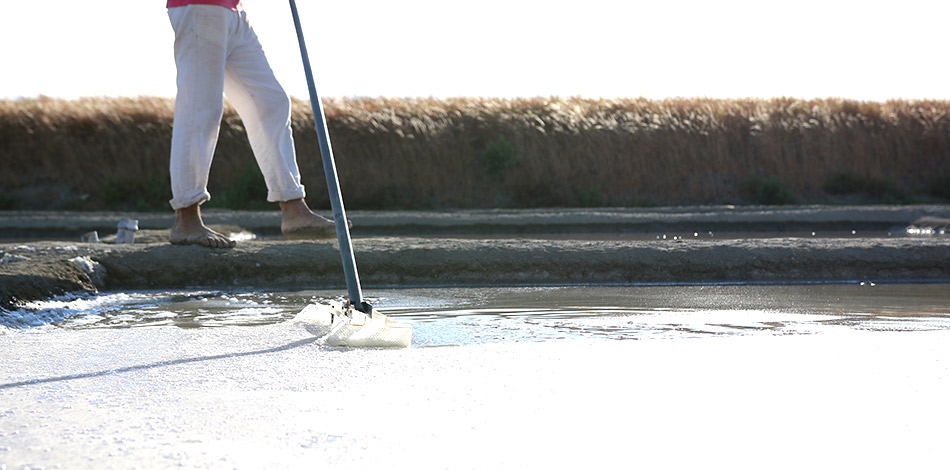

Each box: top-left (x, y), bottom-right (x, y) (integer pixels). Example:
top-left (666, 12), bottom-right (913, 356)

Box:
top-left (170, 203), bottom-right (237, 248)
top-left (224, 12), bottom-right (338, 239)
top-left (167, 5), bottom-right (232, 210)
top-left (167, 5), bottom-right (237, 248)
top-left (223, 12), bottom-right (306, 204)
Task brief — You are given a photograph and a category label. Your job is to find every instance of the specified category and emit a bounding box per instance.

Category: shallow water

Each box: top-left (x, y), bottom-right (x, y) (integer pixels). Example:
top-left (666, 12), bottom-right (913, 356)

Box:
top-left (8, 283), bottom-right (950, 345)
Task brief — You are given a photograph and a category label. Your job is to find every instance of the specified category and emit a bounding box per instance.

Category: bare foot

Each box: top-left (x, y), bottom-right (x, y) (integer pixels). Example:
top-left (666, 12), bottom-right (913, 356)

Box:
top-left (279, 198), bottom-right (349, 239)
top-left (169, 203), bottom-right (236, 248)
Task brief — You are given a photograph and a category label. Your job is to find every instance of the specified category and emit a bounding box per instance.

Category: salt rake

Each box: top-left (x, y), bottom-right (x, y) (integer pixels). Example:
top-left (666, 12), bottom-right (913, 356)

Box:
top-left (289, 0), bottom-right (411, 348)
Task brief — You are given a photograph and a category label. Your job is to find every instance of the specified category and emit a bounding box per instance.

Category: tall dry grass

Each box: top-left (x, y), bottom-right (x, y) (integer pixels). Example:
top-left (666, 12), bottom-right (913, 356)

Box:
top-left (1, 96), bottom-right (948, 209)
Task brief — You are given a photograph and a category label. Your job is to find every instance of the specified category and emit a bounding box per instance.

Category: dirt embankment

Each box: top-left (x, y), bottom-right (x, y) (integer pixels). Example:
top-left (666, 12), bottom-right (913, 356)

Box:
top-left (2, 206), bottom-right (949, 311)
top-left (0, 253), bottom-right (96, 309)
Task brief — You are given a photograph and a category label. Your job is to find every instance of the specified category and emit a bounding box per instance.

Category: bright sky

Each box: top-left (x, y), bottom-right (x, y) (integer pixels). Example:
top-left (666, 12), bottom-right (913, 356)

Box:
top-left (2, 0), bottom-right (949, 102)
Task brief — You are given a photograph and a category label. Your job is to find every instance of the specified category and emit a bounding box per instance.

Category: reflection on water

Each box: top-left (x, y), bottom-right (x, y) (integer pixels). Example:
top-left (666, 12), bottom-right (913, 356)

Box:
top-left (21, 283), bottom-right (950, 346)
top-left (389, 284), bottom-right (950, 346)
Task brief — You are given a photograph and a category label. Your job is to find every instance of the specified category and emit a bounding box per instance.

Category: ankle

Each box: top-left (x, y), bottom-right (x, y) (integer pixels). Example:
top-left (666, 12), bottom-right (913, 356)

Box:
top-left (174, 203), bottom-right (204, 228)
top-left (280, 198), bottom-right (311, 219)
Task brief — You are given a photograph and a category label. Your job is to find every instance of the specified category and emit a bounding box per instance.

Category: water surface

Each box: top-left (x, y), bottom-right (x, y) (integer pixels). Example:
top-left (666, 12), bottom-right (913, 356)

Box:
top-left (10, 283), bottom-right (950, 346)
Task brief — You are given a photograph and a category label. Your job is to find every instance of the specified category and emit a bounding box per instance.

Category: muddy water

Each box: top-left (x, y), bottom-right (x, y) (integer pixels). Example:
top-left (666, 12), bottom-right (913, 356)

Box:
top-left (25, 283), bottom-right (950, 345)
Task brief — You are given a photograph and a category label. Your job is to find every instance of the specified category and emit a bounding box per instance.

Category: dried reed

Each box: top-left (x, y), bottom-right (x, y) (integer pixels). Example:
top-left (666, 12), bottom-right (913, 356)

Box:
top-left (1, 96), bottom-right (947, 209)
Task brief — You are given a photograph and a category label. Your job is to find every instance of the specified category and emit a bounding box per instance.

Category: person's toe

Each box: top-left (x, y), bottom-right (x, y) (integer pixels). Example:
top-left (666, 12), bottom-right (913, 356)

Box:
top-left (212, 235), bottom-right (235, 248)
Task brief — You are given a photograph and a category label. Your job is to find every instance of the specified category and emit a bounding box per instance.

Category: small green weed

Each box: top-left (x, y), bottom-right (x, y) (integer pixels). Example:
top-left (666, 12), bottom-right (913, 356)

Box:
top-left (480, 136), bottom-right (521, 176)
top-left (864, 179), bottom-right (911, 204)
top-left (823, 171), bottom-right (911, 204)
top-left (625, 198), bottom-right (658, 208)
top-left (100, 173), bottom-right (170, 211)
top-left (930, 174), bottom-right (950, 200)
top-left (577, 186), bottom-right (607, 207)
top-left (741, 175), bottom-right (797, 205)
top-left (823, 172), bottom-right (866, 195)
top-left (0, 191), bottom-right (19, 210)
top-left (206, 164), bottom-right (271, 210)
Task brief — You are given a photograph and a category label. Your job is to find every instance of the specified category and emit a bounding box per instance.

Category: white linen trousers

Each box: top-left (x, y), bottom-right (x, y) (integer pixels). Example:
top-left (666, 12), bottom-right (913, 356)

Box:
top-left (167, 4), bottom-right (305, 210)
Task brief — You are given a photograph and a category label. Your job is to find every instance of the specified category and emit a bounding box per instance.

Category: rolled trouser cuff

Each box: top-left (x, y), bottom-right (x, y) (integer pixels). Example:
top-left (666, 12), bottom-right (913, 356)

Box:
top-left (269, 186), bottom-right (306, 203)
top-left (169, 189), bottom-right (212, 210)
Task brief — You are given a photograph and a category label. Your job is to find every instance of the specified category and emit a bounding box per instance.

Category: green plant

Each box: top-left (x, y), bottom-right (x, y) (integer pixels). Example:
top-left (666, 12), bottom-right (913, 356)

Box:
top-left (480, 136), bottom-right (521, 176)
top-left (741, 175), bottom-right (797, 205)
top-left (61, 197), bottom-right (86, 211)
top-left (99, 173), bottom-right (170, 211)
top-left (577, 186), bottom-right (607, 207)
top-left (625, 199), bottom-right (658, 208)
top-left (140, 173), bottom-right (171, 211)
top-left (930, 174), bottom-right (950, 200)
top-left (0, 191), bottom-right (18, 210)
top-left (823, 171), bottom-right (911, 204)
top-left (206, 164), bottom-right (271, 210)
top-left (823, 172), bottom-right (866, 195)
top-left (864, 178), bottom-right (911, 204)
top-left (99, 176), bottom-right (127, 205)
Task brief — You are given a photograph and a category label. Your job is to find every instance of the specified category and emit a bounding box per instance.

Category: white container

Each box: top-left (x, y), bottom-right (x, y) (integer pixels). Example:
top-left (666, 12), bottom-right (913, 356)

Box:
top-left (116, 218), bottom-right (139, 244)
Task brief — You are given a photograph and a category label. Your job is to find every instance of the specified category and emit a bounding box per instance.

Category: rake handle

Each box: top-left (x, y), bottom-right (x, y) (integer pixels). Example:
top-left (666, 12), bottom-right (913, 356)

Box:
top-left (288, 0), bottom-right (368, 312)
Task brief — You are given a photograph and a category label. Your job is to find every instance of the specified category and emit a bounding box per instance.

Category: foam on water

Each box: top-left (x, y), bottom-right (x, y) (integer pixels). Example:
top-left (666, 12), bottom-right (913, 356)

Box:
top-left (1, 290), bottom-right (311, 331)
top-left (0, 292), bottom-right (151, 329)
